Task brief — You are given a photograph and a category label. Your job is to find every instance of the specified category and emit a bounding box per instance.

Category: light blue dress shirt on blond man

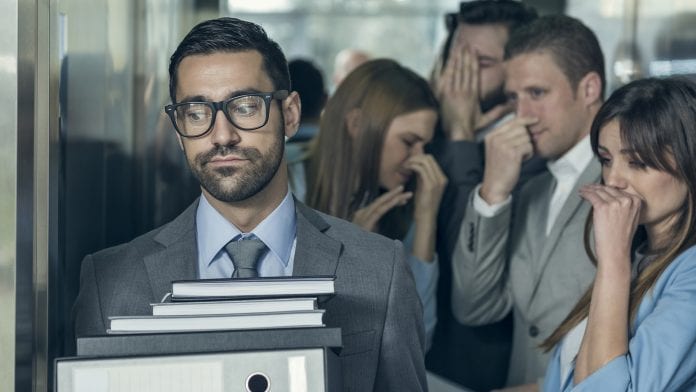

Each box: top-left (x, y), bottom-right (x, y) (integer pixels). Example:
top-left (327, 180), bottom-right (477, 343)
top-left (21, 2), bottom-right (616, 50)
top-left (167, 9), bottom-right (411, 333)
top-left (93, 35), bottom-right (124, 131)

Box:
top-left (196, 190), bottom-right (297, 279)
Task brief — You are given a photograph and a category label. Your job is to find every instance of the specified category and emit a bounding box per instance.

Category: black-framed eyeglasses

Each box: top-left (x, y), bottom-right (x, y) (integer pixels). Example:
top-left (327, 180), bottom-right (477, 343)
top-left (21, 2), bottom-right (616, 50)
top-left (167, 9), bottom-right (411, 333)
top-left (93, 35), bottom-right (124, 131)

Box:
top-left (164, 90), bottom-right (289, 138)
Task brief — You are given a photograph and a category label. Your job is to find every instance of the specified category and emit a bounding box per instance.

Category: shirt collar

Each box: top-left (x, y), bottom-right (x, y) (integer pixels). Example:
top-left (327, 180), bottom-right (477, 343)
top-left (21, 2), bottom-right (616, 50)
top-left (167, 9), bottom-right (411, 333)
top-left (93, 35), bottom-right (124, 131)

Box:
top-left (546, 135), bottom-right (593, 182)
top-left (251, 191), bottom-right (296, 267)
top-left (196, 190), bottom-right (296, 268)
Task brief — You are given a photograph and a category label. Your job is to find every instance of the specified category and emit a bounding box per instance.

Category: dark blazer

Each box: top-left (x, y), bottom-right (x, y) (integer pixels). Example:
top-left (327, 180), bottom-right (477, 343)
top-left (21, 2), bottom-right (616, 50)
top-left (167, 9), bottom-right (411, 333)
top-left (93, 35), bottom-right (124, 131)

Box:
top-left (73, 200), bottom-right (427, 392)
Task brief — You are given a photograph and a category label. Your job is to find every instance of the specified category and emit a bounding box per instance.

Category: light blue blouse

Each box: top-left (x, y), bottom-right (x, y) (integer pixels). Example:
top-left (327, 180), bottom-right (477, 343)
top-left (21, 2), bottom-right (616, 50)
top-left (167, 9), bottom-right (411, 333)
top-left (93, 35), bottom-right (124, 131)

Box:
top-left (542, 245), bottom-right (696, 391)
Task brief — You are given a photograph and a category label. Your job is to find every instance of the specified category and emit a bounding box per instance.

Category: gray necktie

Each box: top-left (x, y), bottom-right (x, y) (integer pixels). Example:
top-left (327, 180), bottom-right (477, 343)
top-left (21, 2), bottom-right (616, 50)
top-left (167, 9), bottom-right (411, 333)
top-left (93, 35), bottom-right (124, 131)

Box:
top-left (224, 237), bottom-right (268, 278)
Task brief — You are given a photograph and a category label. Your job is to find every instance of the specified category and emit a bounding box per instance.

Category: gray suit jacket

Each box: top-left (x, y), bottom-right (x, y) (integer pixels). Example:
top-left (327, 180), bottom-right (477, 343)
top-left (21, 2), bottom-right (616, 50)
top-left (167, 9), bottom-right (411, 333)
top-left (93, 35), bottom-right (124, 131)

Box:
top-left (451, 160), bottom-right (600, 386)
top-left (74, 200), bottom-right (427, 392)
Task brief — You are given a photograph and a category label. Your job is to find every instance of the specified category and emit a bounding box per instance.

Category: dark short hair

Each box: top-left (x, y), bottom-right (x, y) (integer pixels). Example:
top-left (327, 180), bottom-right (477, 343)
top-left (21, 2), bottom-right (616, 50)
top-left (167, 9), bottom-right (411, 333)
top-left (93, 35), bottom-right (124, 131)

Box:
top-left (289, 58), bottom-right (327, 119)
top-left (505, 15), bottom-right (606, 98)
top-left (168, 17), bottom-right (289, 102)
top-left (442, 1), bottom-right (538, 65)
top-left (458, 0), bottom-right (538, 30)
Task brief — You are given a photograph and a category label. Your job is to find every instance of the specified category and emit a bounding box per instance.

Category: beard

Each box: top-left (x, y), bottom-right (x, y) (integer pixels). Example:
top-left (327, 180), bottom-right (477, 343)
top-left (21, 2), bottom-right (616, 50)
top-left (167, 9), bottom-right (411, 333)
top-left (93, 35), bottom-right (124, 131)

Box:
top-left (185, 130), bottom-right (285, 203)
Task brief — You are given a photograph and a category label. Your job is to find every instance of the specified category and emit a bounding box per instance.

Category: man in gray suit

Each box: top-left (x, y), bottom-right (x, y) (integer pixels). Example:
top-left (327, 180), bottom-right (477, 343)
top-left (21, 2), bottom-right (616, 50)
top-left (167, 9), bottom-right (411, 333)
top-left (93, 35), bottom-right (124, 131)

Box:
top-left (451, 15), bottom-right (605, 390)
top-left (73, 17), bottom-right (426, 392)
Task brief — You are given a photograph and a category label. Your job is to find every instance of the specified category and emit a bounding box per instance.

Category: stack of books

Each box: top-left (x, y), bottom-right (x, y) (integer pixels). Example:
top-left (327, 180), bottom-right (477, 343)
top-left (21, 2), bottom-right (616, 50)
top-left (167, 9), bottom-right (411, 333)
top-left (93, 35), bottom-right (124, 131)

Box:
top-left (107, 276), bottom-right (336, 334)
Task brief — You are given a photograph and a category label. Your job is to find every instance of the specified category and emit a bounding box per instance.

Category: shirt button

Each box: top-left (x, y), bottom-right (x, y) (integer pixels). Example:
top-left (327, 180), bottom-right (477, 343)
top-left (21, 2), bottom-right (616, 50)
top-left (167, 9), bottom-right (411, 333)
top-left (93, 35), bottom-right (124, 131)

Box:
top-left (529, 325), bottom-right (539, 337)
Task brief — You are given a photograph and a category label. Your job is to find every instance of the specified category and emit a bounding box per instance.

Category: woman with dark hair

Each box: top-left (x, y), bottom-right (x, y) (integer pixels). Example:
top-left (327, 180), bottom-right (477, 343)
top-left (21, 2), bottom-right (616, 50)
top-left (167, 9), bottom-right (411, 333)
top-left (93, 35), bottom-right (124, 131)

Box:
top-left (541, 77), bottom-right (696, 391)
top-left (290, 59), bottom-right (446, 348)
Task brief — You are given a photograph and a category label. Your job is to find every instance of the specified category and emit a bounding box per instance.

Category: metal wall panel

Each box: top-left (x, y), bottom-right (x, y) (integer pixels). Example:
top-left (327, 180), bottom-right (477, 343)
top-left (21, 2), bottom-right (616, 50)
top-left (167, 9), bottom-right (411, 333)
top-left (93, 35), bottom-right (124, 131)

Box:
top-left (0, 0), bottom-right (19, 386)
top-left (56, 0), bottom-right (199, 360)
top-left (0, 0), bottom-right (53, 390)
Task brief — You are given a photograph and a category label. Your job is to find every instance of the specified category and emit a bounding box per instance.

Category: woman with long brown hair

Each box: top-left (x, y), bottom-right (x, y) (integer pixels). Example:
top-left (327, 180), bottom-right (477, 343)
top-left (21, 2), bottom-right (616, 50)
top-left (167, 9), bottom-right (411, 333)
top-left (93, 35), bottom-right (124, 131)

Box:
top-left (541, 77), bottom-right (696, 391)
top-left (290, 59), bottom-right (446, 348)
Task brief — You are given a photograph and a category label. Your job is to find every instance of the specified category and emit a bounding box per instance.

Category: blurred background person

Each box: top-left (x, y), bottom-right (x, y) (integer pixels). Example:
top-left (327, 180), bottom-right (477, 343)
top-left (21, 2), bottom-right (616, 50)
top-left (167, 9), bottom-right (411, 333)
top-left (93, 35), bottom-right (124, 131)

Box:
top-left (286, 58), bottom-right (328, 188)
top-left (288, 58), bottom-right (327, 144)
top-left (290, 59), bottom-right (446, 350)
top-left (542, 77), bottom-right (696, 391)
top-left (332, 48), bottom-right (371, 89)
top-left (426, 2), bottom-right (542, 390)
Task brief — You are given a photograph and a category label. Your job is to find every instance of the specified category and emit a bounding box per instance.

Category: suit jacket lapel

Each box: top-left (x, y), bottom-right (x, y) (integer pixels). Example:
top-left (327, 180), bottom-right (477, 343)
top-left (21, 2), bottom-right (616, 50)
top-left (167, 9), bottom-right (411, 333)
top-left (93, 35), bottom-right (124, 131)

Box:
top-left (528, 160), bottom-right (601, 304)
top-left (142, 199), bottom-right (342, 301)
top-left (526, 173), bottom-right (555, 264)
top-left (144, 200), bottom-right (199, 301)
top-left (292, 201), bottom-right (342, 278)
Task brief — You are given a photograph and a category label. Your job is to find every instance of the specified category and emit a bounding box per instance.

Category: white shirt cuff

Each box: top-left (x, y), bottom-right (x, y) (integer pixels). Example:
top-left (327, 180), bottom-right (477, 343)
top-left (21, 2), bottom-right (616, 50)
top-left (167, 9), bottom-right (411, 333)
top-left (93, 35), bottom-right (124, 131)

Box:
top-left (473, 184), bottom-right (512, 217)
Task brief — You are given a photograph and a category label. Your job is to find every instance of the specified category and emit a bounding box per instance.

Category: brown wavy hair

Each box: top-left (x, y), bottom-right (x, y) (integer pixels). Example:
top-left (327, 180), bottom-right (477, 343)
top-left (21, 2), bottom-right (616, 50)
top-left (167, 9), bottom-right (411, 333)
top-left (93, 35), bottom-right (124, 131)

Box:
top-left (541, 77), bottom-right (696, 351)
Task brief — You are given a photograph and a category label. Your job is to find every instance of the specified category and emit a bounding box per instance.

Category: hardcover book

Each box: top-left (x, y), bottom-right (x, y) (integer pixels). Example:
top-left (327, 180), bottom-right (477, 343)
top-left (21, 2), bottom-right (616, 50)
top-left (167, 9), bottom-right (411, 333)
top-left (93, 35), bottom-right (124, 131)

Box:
top-left (170, 275), bottom-right (335, 301)
top-left (107, 310), bottom-right (325, 334)
top-left (151, 296), bottom-right (317, 316)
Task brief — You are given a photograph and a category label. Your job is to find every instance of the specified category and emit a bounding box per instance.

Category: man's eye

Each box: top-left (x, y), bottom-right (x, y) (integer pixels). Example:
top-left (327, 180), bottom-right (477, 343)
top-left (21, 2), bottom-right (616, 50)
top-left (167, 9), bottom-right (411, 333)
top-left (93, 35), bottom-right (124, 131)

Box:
top-left (235, 104), bottom-right (259, 115)
top-left (184, 107), bottom-right (209, 122)
top-left (231, 98), bottom-right (262, 116)
top-left (530, 88), bottom-right (545, 99)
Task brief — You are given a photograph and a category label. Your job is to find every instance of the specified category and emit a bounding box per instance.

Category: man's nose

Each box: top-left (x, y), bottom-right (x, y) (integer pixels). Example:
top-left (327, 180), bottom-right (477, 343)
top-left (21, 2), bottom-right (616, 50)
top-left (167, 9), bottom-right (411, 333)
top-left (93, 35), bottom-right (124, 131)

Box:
top-left (516, 98), bottom-right (535, 118)
top-left (209, 109), bottom-right (242, 146)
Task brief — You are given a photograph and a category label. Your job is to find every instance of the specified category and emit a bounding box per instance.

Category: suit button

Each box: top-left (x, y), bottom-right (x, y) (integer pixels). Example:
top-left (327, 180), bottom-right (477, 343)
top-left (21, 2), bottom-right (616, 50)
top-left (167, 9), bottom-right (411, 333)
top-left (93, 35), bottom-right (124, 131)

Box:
top-left (467, 223), bottom-right (475, 252)
top-left (529, 325), bottom-right (539, 337)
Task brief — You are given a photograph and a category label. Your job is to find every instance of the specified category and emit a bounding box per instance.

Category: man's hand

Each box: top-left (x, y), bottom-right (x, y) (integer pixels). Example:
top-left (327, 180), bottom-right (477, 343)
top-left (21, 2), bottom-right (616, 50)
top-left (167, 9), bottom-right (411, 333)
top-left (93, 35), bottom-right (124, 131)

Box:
top-left (352, 186), bottom-right (413, 232)
top-left (436, 42), bottom-right (513, 141)
top-left (479, 117), bottom-right (537, 204)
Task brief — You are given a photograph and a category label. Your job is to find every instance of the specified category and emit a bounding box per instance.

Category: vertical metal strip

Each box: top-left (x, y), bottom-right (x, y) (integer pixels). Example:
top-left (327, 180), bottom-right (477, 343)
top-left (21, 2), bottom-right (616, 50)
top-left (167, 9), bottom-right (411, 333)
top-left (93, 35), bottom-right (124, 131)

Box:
top-left (0, 0), bottom-right (19, 388)
top-left (16, 0), bottom-right (38, 390)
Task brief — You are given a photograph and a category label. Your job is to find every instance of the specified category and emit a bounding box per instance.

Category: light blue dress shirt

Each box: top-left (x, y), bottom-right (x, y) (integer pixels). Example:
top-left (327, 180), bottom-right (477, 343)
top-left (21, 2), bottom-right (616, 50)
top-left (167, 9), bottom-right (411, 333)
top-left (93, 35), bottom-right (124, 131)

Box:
top-left (542, 244), bottom-right (696, 391)
top-left (402, 225), bottom-right (439, 351)
top-left (196, 191), bottom-right (297, 279)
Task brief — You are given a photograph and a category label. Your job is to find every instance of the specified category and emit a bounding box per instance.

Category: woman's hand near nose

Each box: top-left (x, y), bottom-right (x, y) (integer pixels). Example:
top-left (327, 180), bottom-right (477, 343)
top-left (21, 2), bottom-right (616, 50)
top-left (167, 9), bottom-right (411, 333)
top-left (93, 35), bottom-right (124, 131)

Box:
top-left (405, 154), bottom-right (448, 262)
top-left (574, 183), bottom-right (642, 384)
top-left (352, 185), bottom-right (413, 232)
top-left (405, 154), bottom-right (448, 220)
top-left (579, 183), bottom-right (642, 269)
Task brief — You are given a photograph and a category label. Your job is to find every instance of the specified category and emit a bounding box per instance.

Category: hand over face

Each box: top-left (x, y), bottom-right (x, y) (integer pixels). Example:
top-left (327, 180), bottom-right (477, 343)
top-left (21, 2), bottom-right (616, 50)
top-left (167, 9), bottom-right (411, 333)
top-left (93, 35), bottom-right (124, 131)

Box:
top-left (579, 183), bottom-right (643, 265)
top-left (436, 42), bottom-right (513, 141)
top-left (352, 185), bottom-right (413, 232)
top-left (404, 154), bottom-right (448, 221)
top-left (480, 116), bottom-right (537, 204)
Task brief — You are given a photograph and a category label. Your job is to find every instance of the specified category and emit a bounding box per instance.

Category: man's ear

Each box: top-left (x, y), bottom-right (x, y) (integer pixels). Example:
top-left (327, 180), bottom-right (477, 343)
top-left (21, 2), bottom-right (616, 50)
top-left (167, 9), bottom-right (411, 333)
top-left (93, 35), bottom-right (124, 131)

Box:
top-left (578, 71), bottom-right (602, 107)
top-left (345, 108), bottom-right (362, 140)
top-left (283, 91), bottom-right (301, 139)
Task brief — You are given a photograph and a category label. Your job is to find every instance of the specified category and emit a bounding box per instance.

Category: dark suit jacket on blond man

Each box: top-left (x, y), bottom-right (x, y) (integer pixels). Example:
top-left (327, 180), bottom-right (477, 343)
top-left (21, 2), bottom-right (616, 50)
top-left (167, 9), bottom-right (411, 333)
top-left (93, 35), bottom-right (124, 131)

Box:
top-left (74, 200), bottom-right (427, 392)
top-left (451, 156), bottom-right (600, 386)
